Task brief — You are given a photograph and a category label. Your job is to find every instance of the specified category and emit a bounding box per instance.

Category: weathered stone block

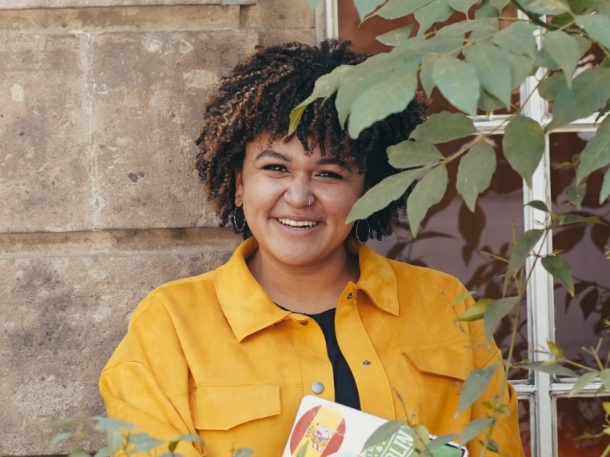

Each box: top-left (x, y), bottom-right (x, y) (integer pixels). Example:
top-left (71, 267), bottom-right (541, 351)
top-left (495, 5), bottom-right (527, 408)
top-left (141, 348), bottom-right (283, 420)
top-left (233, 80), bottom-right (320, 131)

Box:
top-left (0, 33), bottom-right (93, 233)
top-left (0, 229), bottom-right (240, 456)
top-left (1, 0), bottom-right (224, 10)
top-left (91, 29), bottom-right (258, 230)
top-left (241, 0), bottom-right (314, 30)
top-left (258, 28), bottom-right (317, 46)
top-left (0, 6), bottom-right (240, 33)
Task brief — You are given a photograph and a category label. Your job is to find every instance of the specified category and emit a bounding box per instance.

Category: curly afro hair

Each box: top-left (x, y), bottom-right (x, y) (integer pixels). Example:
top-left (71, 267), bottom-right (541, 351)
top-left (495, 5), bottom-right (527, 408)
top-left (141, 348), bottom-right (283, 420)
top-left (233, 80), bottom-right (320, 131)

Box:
top-left (195, 39), bottom-right (427, 240)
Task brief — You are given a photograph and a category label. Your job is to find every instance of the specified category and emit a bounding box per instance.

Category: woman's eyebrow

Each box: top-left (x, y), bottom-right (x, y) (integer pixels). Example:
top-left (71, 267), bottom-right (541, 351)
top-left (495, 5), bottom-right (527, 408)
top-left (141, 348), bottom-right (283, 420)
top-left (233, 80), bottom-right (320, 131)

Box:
top-left (316, 157), bottom-right (349, 168)
top-left (254, 149), bottom-right (290, 162)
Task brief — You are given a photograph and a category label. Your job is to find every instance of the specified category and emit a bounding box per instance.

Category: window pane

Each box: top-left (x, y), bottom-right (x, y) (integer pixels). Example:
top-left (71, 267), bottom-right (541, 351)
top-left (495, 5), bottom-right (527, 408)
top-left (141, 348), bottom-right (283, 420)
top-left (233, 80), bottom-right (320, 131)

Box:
top-left (370, 137), bottom-right (528, 374)
top-left (557, 397), bottom-right (610, 457)
top-left (550, 132), bottom-right (610, 365)
top-left (519, 397), bottom-right (532, 457)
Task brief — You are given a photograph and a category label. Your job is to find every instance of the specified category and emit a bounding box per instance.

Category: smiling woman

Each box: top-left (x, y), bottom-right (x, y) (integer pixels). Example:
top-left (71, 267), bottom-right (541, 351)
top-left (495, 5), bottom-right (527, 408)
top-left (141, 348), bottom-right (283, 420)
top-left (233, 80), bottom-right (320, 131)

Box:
top-left (99, 40), bottom-right (526, 457)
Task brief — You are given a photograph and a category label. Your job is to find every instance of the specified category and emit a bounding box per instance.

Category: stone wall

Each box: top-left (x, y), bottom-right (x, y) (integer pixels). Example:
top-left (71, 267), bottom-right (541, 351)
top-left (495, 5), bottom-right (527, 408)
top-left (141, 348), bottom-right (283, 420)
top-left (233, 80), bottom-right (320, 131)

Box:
top-left (0, 2), bottom-right (315, 455)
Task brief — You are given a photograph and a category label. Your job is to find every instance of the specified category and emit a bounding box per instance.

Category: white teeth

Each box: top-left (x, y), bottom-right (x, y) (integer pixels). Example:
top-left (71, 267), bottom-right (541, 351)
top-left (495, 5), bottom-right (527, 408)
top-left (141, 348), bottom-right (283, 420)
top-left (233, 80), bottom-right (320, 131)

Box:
top-left (278, 218), bottom-right (318, 228)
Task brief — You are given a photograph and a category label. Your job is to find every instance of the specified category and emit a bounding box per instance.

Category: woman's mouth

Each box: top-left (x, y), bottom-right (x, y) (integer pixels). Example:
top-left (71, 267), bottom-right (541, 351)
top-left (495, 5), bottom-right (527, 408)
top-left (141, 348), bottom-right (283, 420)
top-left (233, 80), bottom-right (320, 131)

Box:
top-left (277, 218), bottom-right (319, 229)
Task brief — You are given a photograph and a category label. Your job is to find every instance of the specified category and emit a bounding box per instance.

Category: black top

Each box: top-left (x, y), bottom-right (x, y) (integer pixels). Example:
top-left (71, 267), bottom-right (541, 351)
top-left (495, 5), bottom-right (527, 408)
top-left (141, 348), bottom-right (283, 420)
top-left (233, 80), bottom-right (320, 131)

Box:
top-left (307, 308), bottom-right (361, 410)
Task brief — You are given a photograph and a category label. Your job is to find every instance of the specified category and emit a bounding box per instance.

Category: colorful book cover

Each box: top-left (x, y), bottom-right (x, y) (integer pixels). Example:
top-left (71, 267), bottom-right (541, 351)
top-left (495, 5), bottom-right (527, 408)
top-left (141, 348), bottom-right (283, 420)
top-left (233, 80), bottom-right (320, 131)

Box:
top-left (283, 396), bottom-right (468, 457)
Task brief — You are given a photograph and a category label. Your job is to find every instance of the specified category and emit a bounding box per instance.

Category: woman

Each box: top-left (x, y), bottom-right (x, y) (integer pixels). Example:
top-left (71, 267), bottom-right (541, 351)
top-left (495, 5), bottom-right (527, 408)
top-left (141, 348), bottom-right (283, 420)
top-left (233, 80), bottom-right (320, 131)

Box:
top-left (100, 40), bottom-right (525, 457)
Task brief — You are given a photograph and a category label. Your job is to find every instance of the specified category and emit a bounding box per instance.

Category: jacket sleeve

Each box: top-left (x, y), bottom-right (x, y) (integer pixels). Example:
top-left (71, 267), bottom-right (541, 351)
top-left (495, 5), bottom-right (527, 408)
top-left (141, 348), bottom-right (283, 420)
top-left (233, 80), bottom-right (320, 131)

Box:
top-left (461, 289), bottom-right (526, 457)
top-left (99, 291), bottom-right (204, 457)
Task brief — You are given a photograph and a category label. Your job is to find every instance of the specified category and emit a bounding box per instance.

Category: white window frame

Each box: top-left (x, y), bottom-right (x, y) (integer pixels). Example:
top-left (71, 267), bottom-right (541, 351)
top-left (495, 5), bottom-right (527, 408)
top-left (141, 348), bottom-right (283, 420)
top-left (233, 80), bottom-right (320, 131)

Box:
top-left (319, 4), bottom-right (609, 456)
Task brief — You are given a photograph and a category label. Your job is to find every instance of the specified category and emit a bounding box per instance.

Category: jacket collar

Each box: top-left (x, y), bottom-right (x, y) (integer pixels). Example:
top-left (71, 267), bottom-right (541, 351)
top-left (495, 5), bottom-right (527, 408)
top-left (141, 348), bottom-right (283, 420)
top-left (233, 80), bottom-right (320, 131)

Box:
top-left (215, 237), bottom-right (399, 342)
top-left (348, 238), bottom-right (399, 317)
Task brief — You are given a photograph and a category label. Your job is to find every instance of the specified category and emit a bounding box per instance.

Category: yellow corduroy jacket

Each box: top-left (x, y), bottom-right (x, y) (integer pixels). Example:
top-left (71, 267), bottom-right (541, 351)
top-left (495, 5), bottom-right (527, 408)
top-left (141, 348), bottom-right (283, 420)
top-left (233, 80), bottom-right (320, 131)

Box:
top-left (100, 238), bottom-right (525, 457)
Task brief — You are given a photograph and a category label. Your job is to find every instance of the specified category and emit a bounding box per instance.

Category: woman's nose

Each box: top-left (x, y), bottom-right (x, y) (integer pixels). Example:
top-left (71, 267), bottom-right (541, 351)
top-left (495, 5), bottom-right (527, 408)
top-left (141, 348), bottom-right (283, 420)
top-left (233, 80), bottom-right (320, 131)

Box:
top-left (283, 177), bottom-right (314, 208)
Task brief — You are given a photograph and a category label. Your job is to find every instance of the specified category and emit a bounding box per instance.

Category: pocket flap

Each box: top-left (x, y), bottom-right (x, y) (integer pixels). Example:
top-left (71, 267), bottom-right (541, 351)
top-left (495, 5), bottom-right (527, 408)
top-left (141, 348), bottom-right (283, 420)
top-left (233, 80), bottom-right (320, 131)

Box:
top-left (403, 344), bottom-right (473, 382)
top-left (192, 384), bottom-right (280, 431)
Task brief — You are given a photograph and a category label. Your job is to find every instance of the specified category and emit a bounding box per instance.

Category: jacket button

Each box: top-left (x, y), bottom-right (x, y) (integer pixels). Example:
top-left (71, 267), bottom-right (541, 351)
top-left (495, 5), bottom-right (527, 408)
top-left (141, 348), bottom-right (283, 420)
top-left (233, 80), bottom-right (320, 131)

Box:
top-left (311, 382), bottom-right (324, 394)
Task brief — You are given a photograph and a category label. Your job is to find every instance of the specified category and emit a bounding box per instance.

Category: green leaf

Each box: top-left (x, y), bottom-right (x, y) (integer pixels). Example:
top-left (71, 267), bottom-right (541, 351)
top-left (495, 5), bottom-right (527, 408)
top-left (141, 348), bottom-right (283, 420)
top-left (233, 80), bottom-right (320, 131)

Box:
top-left (307, 0), bottom-right (322, 9)
top-left (175, 434), bottom-right (204, 444)
top-left (492, 21), bottom-right (538, 58)
top-left (539, 72), bottom-right (566, 101)
top-left (50, 432), bottom-right (72, 448)
top-left (548, 340), bottom-right (564, 358)
top-left (460, 418), bottom-right (494, 444)
top-left (547, 67), bottom-right (610, 131)
top-left (600, 368), bottom-right (610, 390)
top-left (362, 421), bottom-right (405, 451)
top-left (415, 0), bottom-right (455, 36)
top-left (375, 0), bottom-right (435, 19)
top-left (412, 424), bottom-right (430, 452)
top-left (457, 364), bottom-right (500, 415)
top-left (453, 290), bottom-right (475, 305)
top-left (479, 91), bottom-right (504, 115)
top-left (475, 0), bottom-right (500, 17)
top-left (387, 140), bottom-right (443, 168)
top-left (347, 168), bottom-right (421, 223)
top-left (463, 42), bottom-right (512, 107)
top-left (577, 116), bottom-right (610, 183)
top-left (449, 0), bottom-right (479, 13)
top-left (420, 56), bottom-right (436, 98)
top-left (566, 183), bottom-right (587, 208)
top-left (542, 31), bottom-right (581, 87)
top-left (354, 0), bottom-right (386, 20)
top-left (491, 0), bottom-right (510, 9)
top-left (107, 429), bottom-right (124, 453)
top-left (556, 213), bottom-right (603, 225)
top-left (569, 371), bottom-right (599, 396)
top-left (411, 112), bottom-right (477, 143)
top-left (505, 229), bottom-right (544, 288)
top-left (289, 64), bottom-right (353, 134)
top-left (377, 25), bottom-right (414, 46)
top-left (457, 141), bottom-right (497, 211)
top-left (335, 53), bottom-right (416, 127)
top-left (541, 255), bottom-right (575, 296)
top-left (464, 17), bottom-right (500, 41)
top-left (601, 168), bottom-right (610, 203)
top-left (129, 433), bottom-right (164, 453)
top-left (504, 52), bottom-right (536, 90)
top-left (234, 448), bottom-right (254, 457)
top-left (168, 441), bottom-right (178, 453)
top-left (526, 200), bottom-right (550, 212)
top-left (518, 0), bottom-right (572, 15)
top-left (407, 165), bottom-right (449, 236)
top-left (575, 14), bottom-right (610, 49)
top-left (518, 360), bottom-right (579, 377)
top-left (484, 296), bottom-right (520, 342)
top-left (456, 298), bottom-right (494, 322)
top-left (503, 115), bottom-right (545, 187)
top-left (427, 434), bottom-right (460, 451)
top-left (93, 417), bottom-right (135, 431)
top-left (432, 56), bottom-right (480, 115)
top-left (348, 69), bottom-right (419, 139)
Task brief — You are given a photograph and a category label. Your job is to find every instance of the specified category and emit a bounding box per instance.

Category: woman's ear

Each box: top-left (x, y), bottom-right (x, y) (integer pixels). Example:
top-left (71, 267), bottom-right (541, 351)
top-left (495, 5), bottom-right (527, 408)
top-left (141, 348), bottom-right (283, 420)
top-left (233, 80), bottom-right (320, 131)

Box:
top-left (234, 167), bottom-right (244, 196)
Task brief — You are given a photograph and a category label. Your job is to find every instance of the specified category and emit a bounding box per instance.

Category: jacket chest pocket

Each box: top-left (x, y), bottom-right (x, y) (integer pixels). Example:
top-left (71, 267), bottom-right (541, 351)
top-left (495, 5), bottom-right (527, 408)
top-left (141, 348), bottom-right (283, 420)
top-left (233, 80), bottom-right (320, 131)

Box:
top-left (192, 384), bottom-right (281, 431)
top-left (402, 344), bottom-right (473, 427)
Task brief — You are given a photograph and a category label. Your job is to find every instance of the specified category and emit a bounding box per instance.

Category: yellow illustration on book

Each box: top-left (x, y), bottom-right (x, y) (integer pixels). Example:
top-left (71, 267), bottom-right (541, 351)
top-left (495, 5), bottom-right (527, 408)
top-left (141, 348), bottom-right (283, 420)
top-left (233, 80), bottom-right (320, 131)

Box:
top-left (292, 405), bottom-right (344, 457)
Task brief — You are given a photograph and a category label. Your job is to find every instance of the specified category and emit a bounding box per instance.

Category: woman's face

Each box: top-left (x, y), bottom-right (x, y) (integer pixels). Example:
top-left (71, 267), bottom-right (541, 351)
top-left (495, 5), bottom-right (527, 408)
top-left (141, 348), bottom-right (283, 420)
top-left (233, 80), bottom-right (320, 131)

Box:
top-left (235, 132), bottom-right (366, 271)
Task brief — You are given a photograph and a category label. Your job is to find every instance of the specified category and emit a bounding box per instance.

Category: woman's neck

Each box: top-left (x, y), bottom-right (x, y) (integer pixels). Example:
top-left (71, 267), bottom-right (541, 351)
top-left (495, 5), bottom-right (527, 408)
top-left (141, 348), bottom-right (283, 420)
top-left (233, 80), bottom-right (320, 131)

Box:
top-left (246, 245), bottom-right (360, 314)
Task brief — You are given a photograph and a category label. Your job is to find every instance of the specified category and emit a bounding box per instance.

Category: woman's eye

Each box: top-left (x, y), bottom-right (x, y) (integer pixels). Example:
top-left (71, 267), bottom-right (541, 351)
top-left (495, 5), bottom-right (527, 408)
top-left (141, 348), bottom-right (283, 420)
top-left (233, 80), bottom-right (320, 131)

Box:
top-left (263, 164), bottom-right (288, 173)
top-left (318, 171), bottom-right (343, 179)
